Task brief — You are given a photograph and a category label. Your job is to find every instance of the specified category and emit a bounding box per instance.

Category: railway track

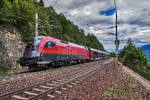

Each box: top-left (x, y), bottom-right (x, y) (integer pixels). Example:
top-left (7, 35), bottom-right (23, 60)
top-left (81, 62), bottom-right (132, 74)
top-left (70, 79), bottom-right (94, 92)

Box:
top-left (0, 60), bottom-right (111, 100)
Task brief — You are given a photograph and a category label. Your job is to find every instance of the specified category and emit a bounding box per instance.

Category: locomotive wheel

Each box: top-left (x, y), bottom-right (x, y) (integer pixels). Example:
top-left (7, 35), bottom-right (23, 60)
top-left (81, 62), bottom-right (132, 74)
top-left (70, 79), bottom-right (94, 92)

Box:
top-left (54, 61), bottom-right (61, 68)
top-left (28, 64), bottom-right (40, 71)
top-left (50, 62), bottom-right (55, 68)
top-left (78, 60), bottom-right (81, 64)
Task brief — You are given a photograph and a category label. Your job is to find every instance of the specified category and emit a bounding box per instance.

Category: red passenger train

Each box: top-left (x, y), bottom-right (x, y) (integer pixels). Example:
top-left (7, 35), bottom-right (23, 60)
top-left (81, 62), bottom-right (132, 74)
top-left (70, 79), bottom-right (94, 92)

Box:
top-left (20, 36), bottom-right (109, 69)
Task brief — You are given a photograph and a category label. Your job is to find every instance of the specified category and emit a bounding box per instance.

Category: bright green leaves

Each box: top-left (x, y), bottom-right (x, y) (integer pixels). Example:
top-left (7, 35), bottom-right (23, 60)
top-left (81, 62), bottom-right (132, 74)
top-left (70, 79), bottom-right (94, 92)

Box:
top-left (119, 38), bottom-right (150, 79)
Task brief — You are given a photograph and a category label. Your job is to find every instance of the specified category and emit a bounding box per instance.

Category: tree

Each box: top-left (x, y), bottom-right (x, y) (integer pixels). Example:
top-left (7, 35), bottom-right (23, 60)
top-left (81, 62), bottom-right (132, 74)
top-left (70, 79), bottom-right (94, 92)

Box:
top-left (119, 38), bottom-right (149, 71)
top-left (0, 0), bottom-right (15, 24)
top-left (127, 38), bottom-right (132, 46)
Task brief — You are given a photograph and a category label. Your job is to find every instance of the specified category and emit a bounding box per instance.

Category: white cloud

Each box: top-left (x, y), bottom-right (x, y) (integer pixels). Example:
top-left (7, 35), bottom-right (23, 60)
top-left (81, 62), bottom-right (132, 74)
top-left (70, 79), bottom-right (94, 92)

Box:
top-left (70, 9), bottom-right (79, 16)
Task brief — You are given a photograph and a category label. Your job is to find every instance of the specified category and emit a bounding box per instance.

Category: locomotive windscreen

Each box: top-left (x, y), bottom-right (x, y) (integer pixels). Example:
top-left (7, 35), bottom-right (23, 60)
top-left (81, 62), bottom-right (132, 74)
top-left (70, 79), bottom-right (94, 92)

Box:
top-left (24, 37), bottom-right (43, 58)
top-left (26, 38), bottom-right (41, 50)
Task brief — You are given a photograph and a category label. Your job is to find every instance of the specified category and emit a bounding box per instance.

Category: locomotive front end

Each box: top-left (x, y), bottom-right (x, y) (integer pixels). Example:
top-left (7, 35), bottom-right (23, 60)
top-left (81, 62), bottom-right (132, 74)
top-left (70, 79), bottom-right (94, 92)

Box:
top-left (20, 36), bottom-right (43, 66)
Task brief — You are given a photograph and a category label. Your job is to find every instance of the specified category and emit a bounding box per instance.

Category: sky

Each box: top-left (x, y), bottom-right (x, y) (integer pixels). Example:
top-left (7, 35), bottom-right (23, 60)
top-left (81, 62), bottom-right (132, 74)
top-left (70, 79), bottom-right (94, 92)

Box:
top-left (42, 0), bottom-right (150, 52)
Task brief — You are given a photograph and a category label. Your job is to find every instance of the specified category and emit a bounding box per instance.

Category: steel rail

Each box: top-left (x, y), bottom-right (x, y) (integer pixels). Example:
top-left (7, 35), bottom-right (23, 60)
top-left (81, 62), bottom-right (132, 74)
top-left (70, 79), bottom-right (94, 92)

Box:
top-left (29, 65), bottom-right (103, 100)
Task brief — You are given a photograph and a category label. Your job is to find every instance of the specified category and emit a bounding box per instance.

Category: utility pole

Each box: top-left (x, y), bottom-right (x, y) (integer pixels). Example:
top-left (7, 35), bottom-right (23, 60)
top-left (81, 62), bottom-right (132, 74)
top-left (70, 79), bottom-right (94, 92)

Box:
top-left (35, 11), bottom-right (38, 37)
top-left (114, 0), bottom-right (119, 67)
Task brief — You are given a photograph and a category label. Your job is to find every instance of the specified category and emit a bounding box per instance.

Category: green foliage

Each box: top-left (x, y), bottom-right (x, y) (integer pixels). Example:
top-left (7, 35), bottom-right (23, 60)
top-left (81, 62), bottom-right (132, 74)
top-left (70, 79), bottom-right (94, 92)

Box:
top-left (0, 0), bottom-right (104, 50)
top-left (0, 71), bottom-right (12, 76)
top-left (110, 52), bottom-right (115, 57)
top-left (0, 0), bottom-right (15, 23)
top-left (0, 67), bottom-right (28, 76)
top-left (85, 33), bottom-right (104, 50)
top-left (103, 82), bottom-right (142, 99)
top-left (119, 38), bottom-right (150, 80)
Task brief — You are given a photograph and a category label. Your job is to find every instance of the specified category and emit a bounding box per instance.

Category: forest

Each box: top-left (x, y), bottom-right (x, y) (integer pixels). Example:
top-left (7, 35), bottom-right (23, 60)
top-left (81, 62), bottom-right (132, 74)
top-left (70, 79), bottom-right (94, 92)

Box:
top-left (0, 0), bottom-right (104, 50)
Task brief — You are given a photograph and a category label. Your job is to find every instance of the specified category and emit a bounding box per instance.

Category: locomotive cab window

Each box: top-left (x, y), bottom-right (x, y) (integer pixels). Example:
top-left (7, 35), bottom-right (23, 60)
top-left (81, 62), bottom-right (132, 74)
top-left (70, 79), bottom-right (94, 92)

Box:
top-left (93, 52), bottom-right (98, 55)
top-left (26, 37), bottom-right (42, 50)
top-left (45, 41), bottom-right (55, 48)
top-left (26, 39), bottom-right (36, 50)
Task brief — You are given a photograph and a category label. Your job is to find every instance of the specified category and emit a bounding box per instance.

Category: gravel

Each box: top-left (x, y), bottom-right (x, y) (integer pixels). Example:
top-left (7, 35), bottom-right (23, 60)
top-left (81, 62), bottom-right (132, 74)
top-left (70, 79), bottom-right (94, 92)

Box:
top-left (55, 60), bottom-right (150, 100)
top-left (1, 59), bottom-right (150, 100)
top-left (0, 60), bottom-right (105, 95)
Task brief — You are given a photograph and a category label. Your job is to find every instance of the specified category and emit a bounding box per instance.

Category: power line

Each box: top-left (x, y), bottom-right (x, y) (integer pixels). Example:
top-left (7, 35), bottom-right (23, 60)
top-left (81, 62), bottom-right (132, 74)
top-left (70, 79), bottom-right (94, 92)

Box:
top-left (59, 0), bottom-right (69, 10)
top-left (46, 0), bottom-right (65, 13)
top-left (45, 0), bottom-right (87, 28)
top-left (51, 0), bottom-right (67, 10)
top-left (44, 0), bottom-right (102, 35)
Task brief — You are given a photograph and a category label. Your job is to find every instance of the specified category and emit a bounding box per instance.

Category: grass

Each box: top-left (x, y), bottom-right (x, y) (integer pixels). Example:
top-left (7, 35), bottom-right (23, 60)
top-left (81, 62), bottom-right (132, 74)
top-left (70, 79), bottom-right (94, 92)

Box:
top-left (102, 76), bottom-right (142, 100)
top-left (0, 71), bottom-right (13, 76)
top-left (0, 67), bottom-right (28, 76)
top-left (103, 84), bottom-right (127, 100)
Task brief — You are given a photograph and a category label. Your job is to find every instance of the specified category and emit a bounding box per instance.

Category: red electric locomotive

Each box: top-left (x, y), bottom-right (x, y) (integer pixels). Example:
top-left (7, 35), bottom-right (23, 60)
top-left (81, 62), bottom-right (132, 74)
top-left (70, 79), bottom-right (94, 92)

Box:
top-left (20, 36), bottom-right (109, 69)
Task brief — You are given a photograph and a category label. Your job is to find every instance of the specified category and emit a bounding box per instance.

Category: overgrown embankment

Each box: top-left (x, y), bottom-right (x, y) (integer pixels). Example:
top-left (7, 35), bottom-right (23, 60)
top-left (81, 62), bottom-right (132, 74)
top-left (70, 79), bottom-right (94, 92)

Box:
top-left (119, 38), bottom-right (150, 80)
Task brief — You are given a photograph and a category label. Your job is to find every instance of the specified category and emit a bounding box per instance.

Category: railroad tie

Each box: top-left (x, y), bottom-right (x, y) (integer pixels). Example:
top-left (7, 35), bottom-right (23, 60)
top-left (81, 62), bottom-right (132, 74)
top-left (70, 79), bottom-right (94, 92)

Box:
top-left (55, 91), bottom-right (62, 94)
top-left (12, 95), bottom-right (28, 100)
top-left (24, 91), bottom-right (37, 96)
top-left (56, 80), bottom-right (62, 82)
top-left (47, 94), bottom-right (55, 98)
top-left (53, 81), bottom-right (59, 84)
top-left (61, 87), bottom-right (67, 90)
top-left (40, 85), bottom-right (51, 89)
top-left (75, 81), bottom-right (79, 83)
top-left (71, 83), bottom-right (76, 85)
top-left (64, 80), bottom-right (70, 83)
top-left (46, 83), bottom-right (54, 86)
top-left (78, 79), bottom-right (83, 81)
top-left (33, 88), bottom-right (44, 92)
top-left (67, 85), bottom-right (73, 88)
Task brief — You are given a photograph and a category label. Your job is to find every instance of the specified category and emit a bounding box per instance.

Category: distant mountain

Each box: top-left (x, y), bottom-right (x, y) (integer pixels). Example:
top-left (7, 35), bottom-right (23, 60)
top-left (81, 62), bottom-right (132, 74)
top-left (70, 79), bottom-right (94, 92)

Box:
top-left (141, 44), bottom-right (150, 61)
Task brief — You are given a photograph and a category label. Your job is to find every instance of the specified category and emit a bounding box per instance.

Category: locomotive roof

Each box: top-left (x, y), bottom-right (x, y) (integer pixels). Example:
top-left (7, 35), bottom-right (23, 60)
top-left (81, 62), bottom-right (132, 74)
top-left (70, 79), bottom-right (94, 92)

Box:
top-left (33, 36), bottom-right (45, 40)
top-left (34, 36), bottom-right (109, 55)
top-left (69, 42), bottom-right (86, 49)
top-left (90, 48), bottom-right (109, 55)
top-left (38, 36), bottom-right (86, 49)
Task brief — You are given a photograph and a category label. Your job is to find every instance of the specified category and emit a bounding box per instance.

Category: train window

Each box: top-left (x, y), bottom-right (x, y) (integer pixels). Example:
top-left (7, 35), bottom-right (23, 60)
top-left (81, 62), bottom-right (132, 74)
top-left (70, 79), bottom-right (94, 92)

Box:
top-left (45, 41), bottom-right (55, 48)
top-left (26, 39), bottom-right (34, 49)
top-left (26, 37), bottom-right (42, 50)
top-left (93, 52), bottom-right (98, 55)
top-left (52, 42), bottom-right (55, 46)
top-left (47, 42), bottom-right (52, 48)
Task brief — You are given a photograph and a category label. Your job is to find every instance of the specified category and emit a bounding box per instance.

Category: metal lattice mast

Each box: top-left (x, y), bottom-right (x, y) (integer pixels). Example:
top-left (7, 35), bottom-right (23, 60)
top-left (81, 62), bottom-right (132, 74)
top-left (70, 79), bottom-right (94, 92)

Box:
top-left (35, 11), bottom-right (38, 37)
top-left (114, 0), bottom-right (119, 66)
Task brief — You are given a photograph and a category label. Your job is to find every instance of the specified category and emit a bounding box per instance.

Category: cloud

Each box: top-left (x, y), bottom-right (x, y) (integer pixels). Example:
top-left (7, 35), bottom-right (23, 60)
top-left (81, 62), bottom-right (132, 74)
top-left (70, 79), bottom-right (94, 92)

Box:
top-left (43, 0), bottom-right (150, 50)
top-left (70, 9), bottom-right (79, 16)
